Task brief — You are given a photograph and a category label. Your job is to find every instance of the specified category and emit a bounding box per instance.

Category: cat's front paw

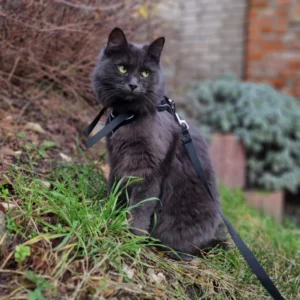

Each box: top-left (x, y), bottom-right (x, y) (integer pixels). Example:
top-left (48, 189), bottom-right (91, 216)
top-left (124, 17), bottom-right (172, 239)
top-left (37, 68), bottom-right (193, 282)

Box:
top-left (129, 220), bottom-right (149, 236)
top-left (167, 252), bottom-right (194, 261)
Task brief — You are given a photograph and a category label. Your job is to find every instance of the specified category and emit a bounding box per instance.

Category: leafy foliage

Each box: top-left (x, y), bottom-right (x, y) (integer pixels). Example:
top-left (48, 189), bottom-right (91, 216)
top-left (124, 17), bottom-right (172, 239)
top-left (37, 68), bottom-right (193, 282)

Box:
top-left (187, 75), bottom-right (300, 192)
top-left (14, 245), bottom-right (31, 263)
top-left (25, 271), bottom-right (54, 300)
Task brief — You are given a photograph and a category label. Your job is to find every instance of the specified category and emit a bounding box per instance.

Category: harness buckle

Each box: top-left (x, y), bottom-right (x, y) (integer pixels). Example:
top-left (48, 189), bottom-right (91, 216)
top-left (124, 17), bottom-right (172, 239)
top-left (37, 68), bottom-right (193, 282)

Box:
top-left (166, 98), bottom-right (176, 112)
top-left (175, 113), bottom-right (189, 130)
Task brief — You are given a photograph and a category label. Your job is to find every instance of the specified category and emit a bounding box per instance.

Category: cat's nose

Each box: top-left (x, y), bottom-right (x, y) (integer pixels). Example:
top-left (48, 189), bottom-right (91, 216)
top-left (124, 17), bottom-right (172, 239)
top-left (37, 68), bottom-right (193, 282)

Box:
top-left (128, 84), bottom-right (138, 91)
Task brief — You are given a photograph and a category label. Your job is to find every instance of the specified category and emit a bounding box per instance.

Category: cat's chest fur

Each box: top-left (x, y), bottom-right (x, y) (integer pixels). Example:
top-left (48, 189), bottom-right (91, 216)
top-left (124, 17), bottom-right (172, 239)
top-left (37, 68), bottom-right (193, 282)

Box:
top-left (106, 113), bottom-right (175, 178)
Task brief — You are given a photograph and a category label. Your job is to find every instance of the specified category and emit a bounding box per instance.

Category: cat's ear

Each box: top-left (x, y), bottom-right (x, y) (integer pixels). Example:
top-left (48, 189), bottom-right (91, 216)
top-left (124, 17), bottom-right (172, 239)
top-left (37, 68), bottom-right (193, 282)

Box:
top-left (147, 37), bottom-right (165, 62)
top-left (106, 28), bottom-right (128, 53)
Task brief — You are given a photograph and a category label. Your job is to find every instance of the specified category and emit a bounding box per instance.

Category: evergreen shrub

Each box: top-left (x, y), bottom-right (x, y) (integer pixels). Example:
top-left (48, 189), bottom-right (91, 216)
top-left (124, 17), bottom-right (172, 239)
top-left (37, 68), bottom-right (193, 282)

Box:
top-left (187, 75), bottom-right (300, 192)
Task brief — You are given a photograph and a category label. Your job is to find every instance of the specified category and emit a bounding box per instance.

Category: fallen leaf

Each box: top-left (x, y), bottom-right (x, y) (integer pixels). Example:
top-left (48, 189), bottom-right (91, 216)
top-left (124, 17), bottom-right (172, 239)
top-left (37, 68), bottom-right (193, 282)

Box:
top-left (24, 122), bottom-right (46, 134)
top-left (0, 147), bottom-right (14, 155)
top-left (4, 115), bottom-right (13, 122)
top-left (123, 264), bottom-right (134, 279)
top-left (59, 152), bottom-right (72, 162)
top-left (66, 283), bottom-right (75, 291)
top-left (147, 269), bottom-right (166, 284)
top-left (103, 287), bottom-right (115, 297)
top-left (138, 3), bottom-right (148, 19)
top-left (0, 202), bottom-right (17, 210)
top-left (39, 180), bottom-right (51, 189)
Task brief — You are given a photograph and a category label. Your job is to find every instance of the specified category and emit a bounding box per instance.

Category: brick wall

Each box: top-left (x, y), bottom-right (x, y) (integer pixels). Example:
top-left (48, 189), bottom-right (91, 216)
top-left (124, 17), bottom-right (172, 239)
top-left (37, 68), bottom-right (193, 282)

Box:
top-left (156, 0), bottom-right (248, 98)
top-left (246, 0), bottom-right (300, 97)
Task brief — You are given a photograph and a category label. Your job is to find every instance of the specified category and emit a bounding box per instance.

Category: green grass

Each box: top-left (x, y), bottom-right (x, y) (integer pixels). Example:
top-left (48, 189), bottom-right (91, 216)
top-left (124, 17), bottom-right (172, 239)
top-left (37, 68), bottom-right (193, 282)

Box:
top-left (0, 163), bottom-right (299, 299)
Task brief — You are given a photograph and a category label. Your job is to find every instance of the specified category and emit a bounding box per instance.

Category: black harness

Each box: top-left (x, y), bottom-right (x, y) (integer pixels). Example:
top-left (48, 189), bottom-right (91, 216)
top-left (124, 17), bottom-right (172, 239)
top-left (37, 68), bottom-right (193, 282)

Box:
top-left (83, 98), bottom-right (284, 300)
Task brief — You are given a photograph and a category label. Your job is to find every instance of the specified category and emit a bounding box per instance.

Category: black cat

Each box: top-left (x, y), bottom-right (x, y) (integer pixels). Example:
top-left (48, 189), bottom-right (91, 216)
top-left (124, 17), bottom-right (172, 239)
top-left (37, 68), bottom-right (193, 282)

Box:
top-left (92, 28), bottom-right (226, 260)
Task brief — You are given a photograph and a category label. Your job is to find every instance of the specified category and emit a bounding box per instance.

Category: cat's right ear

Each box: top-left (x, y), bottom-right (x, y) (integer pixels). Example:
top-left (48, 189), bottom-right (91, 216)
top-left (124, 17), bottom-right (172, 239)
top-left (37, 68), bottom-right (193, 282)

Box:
top-left (106, 28), bottom-right (128, 53)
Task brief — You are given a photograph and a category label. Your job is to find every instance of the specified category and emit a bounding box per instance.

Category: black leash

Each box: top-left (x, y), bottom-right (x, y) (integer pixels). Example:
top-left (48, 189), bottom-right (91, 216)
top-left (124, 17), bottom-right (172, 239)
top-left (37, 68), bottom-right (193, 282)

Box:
top-left (178, 118), bottom-right (284, 300)
top-left (83, 99), bottom-right (284, 300)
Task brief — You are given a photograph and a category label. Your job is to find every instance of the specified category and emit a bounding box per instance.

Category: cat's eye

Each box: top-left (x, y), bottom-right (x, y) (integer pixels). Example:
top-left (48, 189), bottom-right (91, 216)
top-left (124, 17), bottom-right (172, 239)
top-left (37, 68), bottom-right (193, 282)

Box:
top-left (118, 65), bottom-right (127, 74)
top-left (141, 70), bottom-right (149, 78)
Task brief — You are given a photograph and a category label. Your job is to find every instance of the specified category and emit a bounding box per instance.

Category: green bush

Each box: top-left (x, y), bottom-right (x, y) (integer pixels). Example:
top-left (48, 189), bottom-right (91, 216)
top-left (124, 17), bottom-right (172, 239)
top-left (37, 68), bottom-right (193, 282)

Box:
top-left (187, 75), bottom-right (300, 192)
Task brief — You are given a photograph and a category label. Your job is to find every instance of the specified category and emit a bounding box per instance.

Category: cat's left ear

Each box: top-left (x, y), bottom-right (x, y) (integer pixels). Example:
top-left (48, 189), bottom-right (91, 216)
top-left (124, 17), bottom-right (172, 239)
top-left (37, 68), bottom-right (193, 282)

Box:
top-left (147, 37), bottom-right (165, 62)
top-left (106, 27), bottom-right (128, 53)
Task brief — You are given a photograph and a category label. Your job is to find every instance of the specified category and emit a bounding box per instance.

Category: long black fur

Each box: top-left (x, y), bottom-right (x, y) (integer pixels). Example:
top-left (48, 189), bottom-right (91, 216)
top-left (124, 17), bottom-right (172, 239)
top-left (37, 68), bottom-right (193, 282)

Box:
top-left (92, 28), bottom-right (226, 259)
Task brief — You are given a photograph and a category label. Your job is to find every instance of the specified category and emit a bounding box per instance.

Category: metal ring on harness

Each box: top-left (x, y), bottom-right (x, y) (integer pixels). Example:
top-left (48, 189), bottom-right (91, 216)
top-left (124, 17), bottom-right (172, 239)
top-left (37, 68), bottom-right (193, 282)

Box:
top-left (110, 110), bottom-right (135, 121)
top-left (175, 113), bottom-right (189, 130)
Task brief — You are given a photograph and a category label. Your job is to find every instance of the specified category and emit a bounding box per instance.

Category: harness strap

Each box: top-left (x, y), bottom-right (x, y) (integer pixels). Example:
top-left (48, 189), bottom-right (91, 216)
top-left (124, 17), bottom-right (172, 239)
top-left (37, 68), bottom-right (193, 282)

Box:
top-left (180, 123), bottom-right (284, 300)
top-left (84, 112), bottom-right (133, 148)
top-left (83, 107), bottom-right (107, 137)
top-left (84, 100), bottom-right (173, 148)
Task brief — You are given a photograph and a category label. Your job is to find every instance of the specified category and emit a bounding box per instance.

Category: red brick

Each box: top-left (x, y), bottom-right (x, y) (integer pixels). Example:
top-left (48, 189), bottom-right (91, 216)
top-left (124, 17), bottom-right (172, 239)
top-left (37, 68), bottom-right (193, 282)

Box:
top-left (287, 44), bottom-right (300, 51)
top-left (247, 53), bottom-right (264, 60)
top-left (246, 0), bottom-right (300, 96)
top-left (259, 79), bottom-right (285, 88)
top-left (276, 0), bottom-right (291, 6)
top-left (249, 11), bottom-right (258, 18)
top-left (262, 42), bottom-right (285, 51)
top-left (288, 60), bottom-right (300, 68)
top-left (275, 26), bottom-right (288, 34)
top-left (294, 79), bottom-right (300, 89)
top-left (295, 5), bottom-right (300, 14)
top-left (270, 78), bottom-right (285, 88)
top-left (280, 69), bottom-right (296, 77)
top-left (261, 25), bottom-right (274, 33)
top-left (282, 88), bottom-right (299, 96)
top-left (247, 28), bottom-right (261, 40)
top-left (250, 0), bottom-right (269, 9)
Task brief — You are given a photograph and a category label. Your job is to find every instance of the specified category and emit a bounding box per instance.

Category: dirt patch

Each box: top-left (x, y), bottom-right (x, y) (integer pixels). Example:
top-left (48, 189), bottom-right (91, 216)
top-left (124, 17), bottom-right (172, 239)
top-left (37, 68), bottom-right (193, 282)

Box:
top-left (0, 92), bottom-right (107, 181)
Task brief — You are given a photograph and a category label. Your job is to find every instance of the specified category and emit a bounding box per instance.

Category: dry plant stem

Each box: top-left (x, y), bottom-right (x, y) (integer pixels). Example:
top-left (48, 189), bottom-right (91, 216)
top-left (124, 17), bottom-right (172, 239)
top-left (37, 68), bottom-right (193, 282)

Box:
top-left (0, 0), bottom-right (157, 104)
top-left (54, 0), bottom-right (123, 11)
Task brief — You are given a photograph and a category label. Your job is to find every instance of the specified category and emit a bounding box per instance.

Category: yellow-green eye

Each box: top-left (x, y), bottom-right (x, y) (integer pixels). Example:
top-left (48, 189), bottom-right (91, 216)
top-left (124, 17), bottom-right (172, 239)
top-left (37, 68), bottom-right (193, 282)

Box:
top-left (141, 70), bottom-right (149, 78)
top-left (118, 65), bottom-right (127, 74)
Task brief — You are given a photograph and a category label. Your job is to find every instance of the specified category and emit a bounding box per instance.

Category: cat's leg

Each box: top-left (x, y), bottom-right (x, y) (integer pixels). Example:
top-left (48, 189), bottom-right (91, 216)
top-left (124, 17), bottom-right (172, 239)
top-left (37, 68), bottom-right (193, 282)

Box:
top-left (128, 178), bottom-right (161, 236)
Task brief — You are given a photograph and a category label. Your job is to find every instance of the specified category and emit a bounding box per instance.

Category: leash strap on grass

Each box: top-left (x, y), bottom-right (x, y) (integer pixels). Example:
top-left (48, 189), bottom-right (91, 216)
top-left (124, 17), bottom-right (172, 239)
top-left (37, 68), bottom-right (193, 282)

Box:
top-left (180, 124), bottom-right (285, 300)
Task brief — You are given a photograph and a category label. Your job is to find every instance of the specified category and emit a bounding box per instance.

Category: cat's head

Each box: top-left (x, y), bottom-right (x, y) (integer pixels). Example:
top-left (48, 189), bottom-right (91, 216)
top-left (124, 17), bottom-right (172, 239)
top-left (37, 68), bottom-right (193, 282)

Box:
top-left (92, 28), bottom-right (165, 114)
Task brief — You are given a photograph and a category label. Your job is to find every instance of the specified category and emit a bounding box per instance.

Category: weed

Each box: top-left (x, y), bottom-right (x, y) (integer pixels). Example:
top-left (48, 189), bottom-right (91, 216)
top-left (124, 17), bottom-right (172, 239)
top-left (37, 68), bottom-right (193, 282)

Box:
top-left (24, 271), bottom-right (54, 300)
top-left (14, 245), bottom-right (31, 263)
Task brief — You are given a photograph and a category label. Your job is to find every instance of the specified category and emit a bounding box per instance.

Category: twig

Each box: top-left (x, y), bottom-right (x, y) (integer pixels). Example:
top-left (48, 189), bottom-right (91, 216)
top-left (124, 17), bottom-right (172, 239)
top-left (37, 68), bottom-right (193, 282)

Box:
top-left (0, 161), bottom-right (48, 177)
top-left (0, 94), bottom-right (13, 109)
top-left (54, 0), bottom-right (123, 11)
top-left (15, 101), bottom-right (31, 125)
top-left (8, 56), bottom-right (20, 83)
top-left (0, 269), bottom-right (25, 275)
